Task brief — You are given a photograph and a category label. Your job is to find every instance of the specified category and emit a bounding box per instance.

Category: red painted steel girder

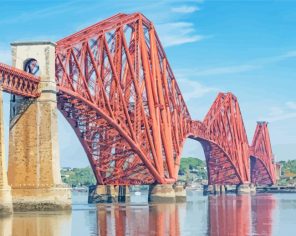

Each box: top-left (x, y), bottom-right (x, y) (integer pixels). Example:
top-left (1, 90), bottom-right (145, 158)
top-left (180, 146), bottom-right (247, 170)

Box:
top-left (56, 13), bottom-right (191, 185)
top-left (0, 63), bottom-right (40, 97)
top-left (189, 93), bottom-right (250, 185)
top-left (250, 122), bottom-right (276, 185)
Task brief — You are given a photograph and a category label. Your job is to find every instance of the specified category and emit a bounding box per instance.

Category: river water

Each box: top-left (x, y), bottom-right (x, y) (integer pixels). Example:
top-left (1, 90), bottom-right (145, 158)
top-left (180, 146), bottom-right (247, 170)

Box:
top-left (0, 191), bottom-right (295, 236)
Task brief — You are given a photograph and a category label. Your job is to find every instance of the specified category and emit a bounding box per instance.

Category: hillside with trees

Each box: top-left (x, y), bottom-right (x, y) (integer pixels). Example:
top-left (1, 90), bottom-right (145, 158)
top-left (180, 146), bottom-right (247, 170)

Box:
top-left (178, 157), bottom-right (207, 180)
top-left (61, 159), bottom-right (296, 187)
top-left (61, 157), bottom-right (207, 187)
top-left (61, 167), bottom-right (96, 187)
top-left (279, 160), bottom-right (296, 177)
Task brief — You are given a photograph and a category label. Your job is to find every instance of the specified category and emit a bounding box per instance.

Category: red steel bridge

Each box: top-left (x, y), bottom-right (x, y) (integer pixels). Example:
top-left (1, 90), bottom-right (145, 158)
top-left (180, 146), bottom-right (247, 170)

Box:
top-left (0, 13), bottom-right (276, 186)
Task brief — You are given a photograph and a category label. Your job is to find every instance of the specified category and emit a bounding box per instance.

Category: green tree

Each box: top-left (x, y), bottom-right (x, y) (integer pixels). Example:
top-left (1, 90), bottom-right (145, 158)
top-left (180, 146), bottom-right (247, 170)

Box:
top-left (61, 167), bottom-right (96, 187)
top-left (178, 157), bottom-right (207, 179)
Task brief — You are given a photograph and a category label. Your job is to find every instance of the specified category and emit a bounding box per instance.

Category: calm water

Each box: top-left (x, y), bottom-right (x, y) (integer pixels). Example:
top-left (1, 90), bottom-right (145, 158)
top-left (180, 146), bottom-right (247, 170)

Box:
top-left (1, 191), bottom-right (296, 236)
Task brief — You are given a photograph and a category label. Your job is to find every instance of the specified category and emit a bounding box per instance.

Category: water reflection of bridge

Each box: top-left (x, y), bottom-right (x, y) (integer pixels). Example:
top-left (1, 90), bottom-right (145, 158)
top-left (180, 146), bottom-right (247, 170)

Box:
top-left (96, 194), bottom-right (276, 235)
top-left (208, 194), bottom-right (275, 236)
top-left (0, 193), bottom-right (276, 235)
top-left (97, 204), bottom-right (181, 236)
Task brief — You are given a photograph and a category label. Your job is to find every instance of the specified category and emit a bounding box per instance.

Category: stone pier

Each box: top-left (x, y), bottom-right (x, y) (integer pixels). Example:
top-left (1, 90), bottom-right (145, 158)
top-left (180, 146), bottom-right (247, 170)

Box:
top-left (117, 186), bottom-right (130, 203)
top-left (214, 184), bottom-right (221, 194)
top-left (203, 184), bottom-right (214, 195)
top-left (174, 184), bottom-right (186, 202)
top-left (88, 185), bottom-right (131, 203)
top-left (7, 42), bottom-right (71, 211)
top-left (250, 183), bottom-right (256, 193)
top-left (88, 185), bottom-right (118, 203)
top-left (219, 185), bottom-right (226, 194)
top-left (89, 184), bottom-right (186, 203)
top-left (202, 184), bottom-right (257, 195)
top-left (204, 184), bottom-right (235, 195)
top-left (148, 184), bottom-right (176, 203)
top-left (0, 89), bottom-right (13, 214)
top-left (236, 183), bottom-right (251, 194)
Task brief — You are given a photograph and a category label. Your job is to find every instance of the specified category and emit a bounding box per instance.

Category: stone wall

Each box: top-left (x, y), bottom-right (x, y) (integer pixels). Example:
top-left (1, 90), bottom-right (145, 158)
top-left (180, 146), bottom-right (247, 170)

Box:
top-left (7, 42), bottom-right (71, 210)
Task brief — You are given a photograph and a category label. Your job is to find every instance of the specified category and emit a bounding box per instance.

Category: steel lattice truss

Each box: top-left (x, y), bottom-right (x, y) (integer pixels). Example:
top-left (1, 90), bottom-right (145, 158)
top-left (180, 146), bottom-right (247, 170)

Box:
top-left (0, 13), bottom-right (277, 185)
top-left (55, 13), bottom-right (191, 184)
top-left (190, 93), bottom-right (250, 185)
top-left (250, 122), bottom-right (276, 185)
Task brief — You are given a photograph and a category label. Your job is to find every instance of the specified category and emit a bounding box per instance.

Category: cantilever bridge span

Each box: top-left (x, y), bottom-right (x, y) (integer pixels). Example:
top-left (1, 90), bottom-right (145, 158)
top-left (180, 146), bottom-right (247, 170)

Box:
top-left (0, 13), bottom-right (276, 186)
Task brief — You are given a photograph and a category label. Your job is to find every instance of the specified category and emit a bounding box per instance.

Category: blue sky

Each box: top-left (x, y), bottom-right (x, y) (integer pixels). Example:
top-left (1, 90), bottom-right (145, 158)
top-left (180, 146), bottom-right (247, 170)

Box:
top-left (0, 0), bottom-right (295, 167)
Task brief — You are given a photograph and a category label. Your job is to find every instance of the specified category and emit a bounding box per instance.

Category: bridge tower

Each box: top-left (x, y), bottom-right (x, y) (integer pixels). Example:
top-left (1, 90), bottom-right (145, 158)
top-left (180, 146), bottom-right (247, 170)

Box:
top-left (7, 42), bottom-right (71, 210)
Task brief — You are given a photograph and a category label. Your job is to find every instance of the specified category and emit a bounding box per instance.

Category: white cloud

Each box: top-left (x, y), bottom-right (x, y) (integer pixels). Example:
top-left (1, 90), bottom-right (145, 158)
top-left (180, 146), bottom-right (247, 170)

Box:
top-left (171, 6), bottom-right (199, 13)
top-left (269, 106), bottom-right (284, 117)
top-left (251, 50), bottom-right (296, 65)
top-left (261, 102), bottom-right (296, 122)
top-left (0, 1), bottom-right (79, 25)
top-left (156, 22), bottom-right (204, 47)
top-left (281, 50), bottom-right (296, 59)
top-left (177, 77), bottom-right (217, 102)
top-left (266, 112), bottom-right (296, 122)
top-left (175, 64), bottom-right (258, 78)
top-left (174, 49), bottom-right (296, 78)
top-left (286, 101), bottom-right (296, 110)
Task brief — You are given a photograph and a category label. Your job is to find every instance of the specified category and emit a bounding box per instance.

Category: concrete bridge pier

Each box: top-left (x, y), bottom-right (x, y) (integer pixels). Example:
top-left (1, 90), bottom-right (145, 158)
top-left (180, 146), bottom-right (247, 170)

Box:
top-left (214, 184), bottom-right (221, 194)
top-left (117, 186), bottom-right (130, 203)
top-left (203, 184), bottom-right (230, 195)
top-left (0, 89), bottom-right (13, 214)
top-left (213, 184), bottom-right (226, 194)
top-left (204, 185), bottom-right (224, 195)
top-left (148, 184), bottom-right (187, 203)
top-left (220, 185), bottom-right (226, 194)
top-left (250, 183), bottom-right (257, 193)
top-left (236, 183), bottom-right (252, 194)
top-left (148, 184), bottom-right (176, 203)
top-left (174, 184), bottom-right (187, 202)
top-left (90, 184), bottom-right (186, 203)
top-left (204, 185), bottom-right (214, 195)
top-left (7, 42), bottom-right (71, 211)
top-left (88, 185), bottom-right (127, 203)
top-left (209, 185), bottom-right (226, 195)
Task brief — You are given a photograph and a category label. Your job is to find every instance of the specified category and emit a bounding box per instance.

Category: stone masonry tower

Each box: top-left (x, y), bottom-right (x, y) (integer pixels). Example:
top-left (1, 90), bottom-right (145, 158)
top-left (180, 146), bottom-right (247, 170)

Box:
top-left (7, 42), bottom-right (71, 210)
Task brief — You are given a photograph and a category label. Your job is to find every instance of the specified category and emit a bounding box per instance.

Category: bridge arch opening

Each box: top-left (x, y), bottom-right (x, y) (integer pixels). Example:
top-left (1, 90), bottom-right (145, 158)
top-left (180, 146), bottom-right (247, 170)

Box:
top-left (186, 136), bottom-right (242, 186)
top-left (179, 139), bottom-right (207, 182)
top-left (57, 111), bottom-right (97, 187)
top-left (250, 156), bottom-right (274, 186)
top-left (58, 112), bottom-right (90, 168)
